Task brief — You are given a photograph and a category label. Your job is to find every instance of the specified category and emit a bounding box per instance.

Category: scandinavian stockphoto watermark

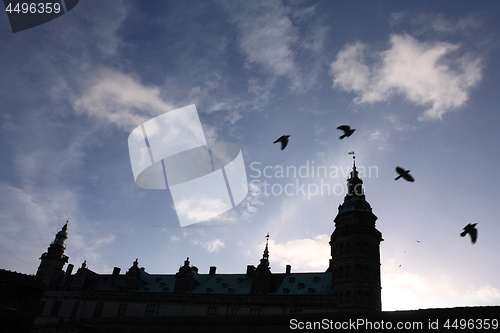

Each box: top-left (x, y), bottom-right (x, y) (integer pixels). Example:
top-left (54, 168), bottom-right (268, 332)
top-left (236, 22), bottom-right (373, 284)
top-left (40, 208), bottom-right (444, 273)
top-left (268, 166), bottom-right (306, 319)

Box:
top-left (128, 105), bottom-right (248, 227)
top-left (249, 161), bottom-right (378, 200)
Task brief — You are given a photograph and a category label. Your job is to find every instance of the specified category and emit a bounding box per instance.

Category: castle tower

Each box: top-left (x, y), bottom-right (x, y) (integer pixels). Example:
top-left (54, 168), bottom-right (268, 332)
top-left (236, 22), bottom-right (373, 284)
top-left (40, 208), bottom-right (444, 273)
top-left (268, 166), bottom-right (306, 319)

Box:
top-left (328, 156), bottom-right (383, 311)
top-left (36, 222), bottom-right (69, 288)
top-left (250, 233), bottom-right (275, 295)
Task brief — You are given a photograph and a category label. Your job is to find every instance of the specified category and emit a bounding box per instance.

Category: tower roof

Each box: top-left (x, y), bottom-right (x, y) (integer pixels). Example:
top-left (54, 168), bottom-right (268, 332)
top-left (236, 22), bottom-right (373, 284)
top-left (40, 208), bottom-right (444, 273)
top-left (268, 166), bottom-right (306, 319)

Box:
top-left (257, 233), bottom-right (270, 270)
top-left (338, 155), bottom-right (373, 214)
top-left (56, 221), bottom-right (68, 238)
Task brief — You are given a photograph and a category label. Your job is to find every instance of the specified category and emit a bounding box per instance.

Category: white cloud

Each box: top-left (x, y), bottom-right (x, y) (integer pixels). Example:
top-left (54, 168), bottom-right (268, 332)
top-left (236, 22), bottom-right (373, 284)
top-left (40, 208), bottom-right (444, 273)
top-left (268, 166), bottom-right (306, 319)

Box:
top-left (239, 180), bottom-right (264, 221)
top-left (170, 236), bottom-right (182, 243)
top-left (206, 239), bottom-right (226, 253)
top-left (73, 69), bottom-right (176, 131)
top-left (176, 197), bottom-right (230, 222)
top-left (382, 265), bottom-right (500, 311)
top-left (330, 34), bottom-right (482, 120)
top-left (259, 235), bottom-right (330, 272)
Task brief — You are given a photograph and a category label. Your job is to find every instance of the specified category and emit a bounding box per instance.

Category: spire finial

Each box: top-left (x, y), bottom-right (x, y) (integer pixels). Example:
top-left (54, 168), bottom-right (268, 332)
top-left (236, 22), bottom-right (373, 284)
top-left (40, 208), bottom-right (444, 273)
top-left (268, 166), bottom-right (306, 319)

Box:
top-left (263, 233), bottom-right (269, 260)
top-left (348, 151), bottom-right (355, 168)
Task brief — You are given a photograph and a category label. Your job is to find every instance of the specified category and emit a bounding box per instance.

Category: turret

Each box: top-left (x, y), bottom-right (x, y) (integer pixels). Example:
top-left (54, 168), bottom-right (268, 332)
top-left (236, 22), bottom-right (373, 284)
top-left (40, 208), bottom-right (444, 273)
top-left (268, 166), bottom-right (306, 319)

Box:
top-left (36, 222), bottom-right (69, 288)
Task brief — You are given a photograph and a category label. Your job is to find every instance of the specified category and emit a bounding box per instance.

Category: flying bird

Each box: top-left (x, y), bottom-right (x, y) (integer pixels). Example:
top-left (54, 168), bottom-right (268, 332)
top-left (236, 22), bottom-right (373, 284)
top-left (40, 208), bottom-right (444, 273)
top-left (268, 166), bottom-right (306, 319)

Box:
top-left (460, 223), bottom-right (478, 244)
top-left (416, 240), bottom-right (421, 243)
top-left (337, 125), bottom-right (355, 139)
top-left (274, 135), bottom-right (290, 150)
top-left (395, 167), bottom-right (415, 182)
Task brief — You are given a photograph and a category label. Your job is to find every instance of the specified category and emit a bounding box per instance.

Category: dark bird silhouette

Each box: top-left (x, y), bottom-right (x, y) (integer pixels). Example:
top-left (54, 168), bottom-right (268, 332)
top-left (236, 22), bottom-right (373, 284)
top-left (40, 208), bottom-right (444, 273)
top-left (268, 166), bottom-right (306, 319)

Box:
top-left (274, 135), bottom-right (290, 150)
top-left (395, 166), bottom-right (415, 182)
top-left (416, 240), bottom-right (421, 243)
top-left (461, 223), bottom-right (478, 244)
top-left (337, 125), bottom-right (355, 139)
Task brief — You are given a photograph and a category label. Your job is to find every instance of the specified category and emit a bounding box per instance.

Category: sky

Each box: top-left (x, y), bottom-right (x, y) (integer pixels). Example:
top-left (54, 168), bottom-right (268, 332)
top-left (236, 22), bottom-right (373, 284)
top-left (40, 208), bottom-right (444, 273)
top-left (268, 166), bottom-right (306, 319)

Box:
top-left (1, 0), bottom-right (500, 312)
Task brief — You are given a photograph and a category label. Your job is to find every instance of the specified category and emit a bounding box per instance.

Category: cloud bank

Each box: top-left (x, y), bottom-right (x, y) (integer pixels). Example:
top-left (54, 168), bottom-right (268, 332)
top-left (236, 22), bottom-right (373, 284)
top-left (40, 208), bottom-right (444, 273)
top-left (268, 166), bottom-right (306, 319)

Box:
top-left (330, 33), bottom-right (482, 120)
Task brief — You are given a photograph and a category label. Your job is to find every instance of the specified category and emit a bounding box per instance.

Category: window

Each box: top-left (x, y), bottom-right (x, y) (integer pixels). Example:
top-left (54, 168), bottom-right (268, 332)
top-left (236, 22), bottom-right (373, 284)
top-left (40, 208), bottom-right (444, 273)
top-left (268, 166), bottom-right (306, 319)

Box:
top-left (283, 288), bottom-right (290, 294)
top-left (207, 307), bottom-right (218, 315)
top-left (313, 276), bottom-right (320, 283)
top-left (356, 292), bottom-right (362, 303)
top-left (206, 288), bottom-right (213, 293)
top-left (237, 278), bottom-right (243, 283)
top-left (70, 301), bottom-right (79, 318)
top-left (339, 267), bottom-right (343, 278)
top-left (364, 292), bottom-right (370, 303)
top-left (364, 266), bottom-right (368, 278)
top-left (37, 301), bottom-right (46, 316)
top-left (222, 283), bottom-right (227, 288)
top-left (339, 293), bottom-right (343, 303)
top-left (355, 242), bottom-right (360, 253)
top-left (216, 278), bottom-right (221, 283)
top-left (289, 277), bottom-right (295, 283)
top-left (356, 266), bottom-right (361, 277)
top-left (232, 308), bottom-right (240, 315)
top-left (346, 243), bottom-right (350, 253)
top-left (50, 301), bottom-right (62, 317)
top-left (145, 304), bottom-right (156, 316)
top-left (308, 288), bottom-right (315, 294)
top-left (363, 243), bottom-right (368, 253)
top-left (117, 303), bottom-right (128, 317)
top-left (298, 283), bottom-right (305, 289)
top-left (346, 265), bottom-right (350, 277)
top-left (339, 244), bottom-right (343, 254)
top-left (250, 308), bottom-right (262, 315)
top-left (93, 302), bottom-right (104, 318)
top-left (289, 309), bottom-right (302, 314)
top-left (346, 292), bottom-right (351, 302)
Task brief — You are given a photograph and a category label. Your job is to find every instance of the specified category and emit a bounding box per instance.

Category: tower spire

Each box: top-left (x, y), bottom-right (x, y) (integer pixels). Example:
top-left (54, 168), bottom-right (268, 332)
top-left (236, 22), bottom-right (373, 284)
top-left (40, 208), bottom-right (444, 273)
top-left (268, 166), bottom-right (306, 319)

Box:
top-left (262, 233), bottom-right (269, 262)
top-left (36, 221), bottom-right (70, 288)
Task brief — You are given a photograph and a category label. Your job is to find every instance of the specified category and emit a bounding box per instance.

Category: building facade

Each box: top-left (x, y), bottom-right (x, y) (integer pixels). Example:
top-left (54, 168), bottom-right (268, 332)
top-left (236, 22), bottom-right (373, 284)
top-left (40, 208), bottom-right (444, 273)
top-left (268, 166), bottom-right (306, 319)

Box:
top-left (34, 159), bottom-right (383, 325)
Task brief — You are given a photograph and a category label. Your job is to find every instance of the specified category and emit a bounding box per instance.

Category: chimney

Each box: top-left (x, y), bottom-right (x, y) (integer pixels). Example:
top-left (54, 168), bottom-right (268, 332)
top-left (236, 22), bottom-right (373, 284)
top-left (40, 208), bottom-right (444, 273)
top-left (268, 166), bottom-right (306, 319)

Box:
top-left (62, 264), bottom-right (74, 286)
top-left (209, 266), bottom-right (216, 275)
top-left (112, 267), bottom-right (121, 276)
top-left (246, 265), bottom-right (255, 277)
top-left (286, 264), bottom-right (291, 274)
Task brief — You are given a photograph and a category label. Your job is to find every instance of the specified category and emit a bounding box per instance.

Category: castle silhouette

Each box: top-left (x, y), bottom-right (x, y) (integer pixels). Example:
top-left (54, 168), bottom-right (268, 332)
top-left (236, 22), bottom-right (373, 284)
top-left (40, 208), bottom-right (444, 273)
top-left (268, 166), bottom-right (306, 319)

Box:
top-left (34, 159), bottom-right (383, 323)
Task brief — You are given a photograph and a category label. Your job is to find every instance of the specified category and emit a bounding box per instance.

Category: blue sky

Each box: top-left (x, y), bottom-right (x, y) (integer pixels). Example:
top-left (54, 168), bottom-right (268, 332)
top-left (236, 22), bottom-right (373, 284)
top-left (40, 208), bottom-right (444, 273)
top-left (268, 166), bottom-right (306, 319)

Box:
top-left (1, 0), bottom-right (500, 311)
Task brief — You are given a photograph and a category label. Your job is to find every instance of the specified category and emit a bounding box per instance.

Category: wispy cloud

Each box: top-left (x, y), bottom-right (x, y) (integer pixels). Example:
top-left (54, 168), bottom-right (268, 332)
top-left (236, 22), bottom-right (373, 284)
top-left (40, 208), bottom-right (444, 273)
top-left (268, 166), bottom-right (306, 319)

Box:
top-left (330, 34), bottom-right (483, 120)
top-left (0, 183), bottom-right (77, 274)
top-left (257, 234), bottom-right (330, 271)
top-left (220, 0), bottom-right (326, 93)
top-left (390, 12), bottom-right (484, 35)
top-left (73, 69), bottom-right (176, 131)
top-left (206, 239), bottom-right (226, 253)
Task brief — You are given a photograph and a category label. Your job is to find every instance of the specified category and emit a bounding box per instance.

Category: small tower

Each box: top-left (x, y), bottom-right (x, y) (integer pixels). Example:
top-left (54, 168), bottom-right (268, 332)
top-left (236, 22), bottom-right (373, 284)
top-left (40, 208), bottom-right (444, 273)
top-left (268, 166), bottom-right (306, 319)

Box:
top-left (250, 233), bottom-right (275, 295)
top-left (174, 257), bottom-right (199, 294)
top-left (36, 222), bottom-right (69, 288)
top-left (328, 155), bottom-right (383, 311)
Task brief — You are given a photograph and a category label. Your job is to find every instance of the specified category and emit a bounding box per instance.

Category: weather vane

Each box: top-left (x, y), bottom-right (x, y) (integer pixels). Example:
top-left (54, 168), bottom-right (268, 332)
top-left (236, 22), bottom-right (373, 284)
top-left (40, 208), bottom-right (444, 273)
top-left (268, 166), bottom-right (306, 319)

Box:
top-left (348, 151), bottom-right (355, 160)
